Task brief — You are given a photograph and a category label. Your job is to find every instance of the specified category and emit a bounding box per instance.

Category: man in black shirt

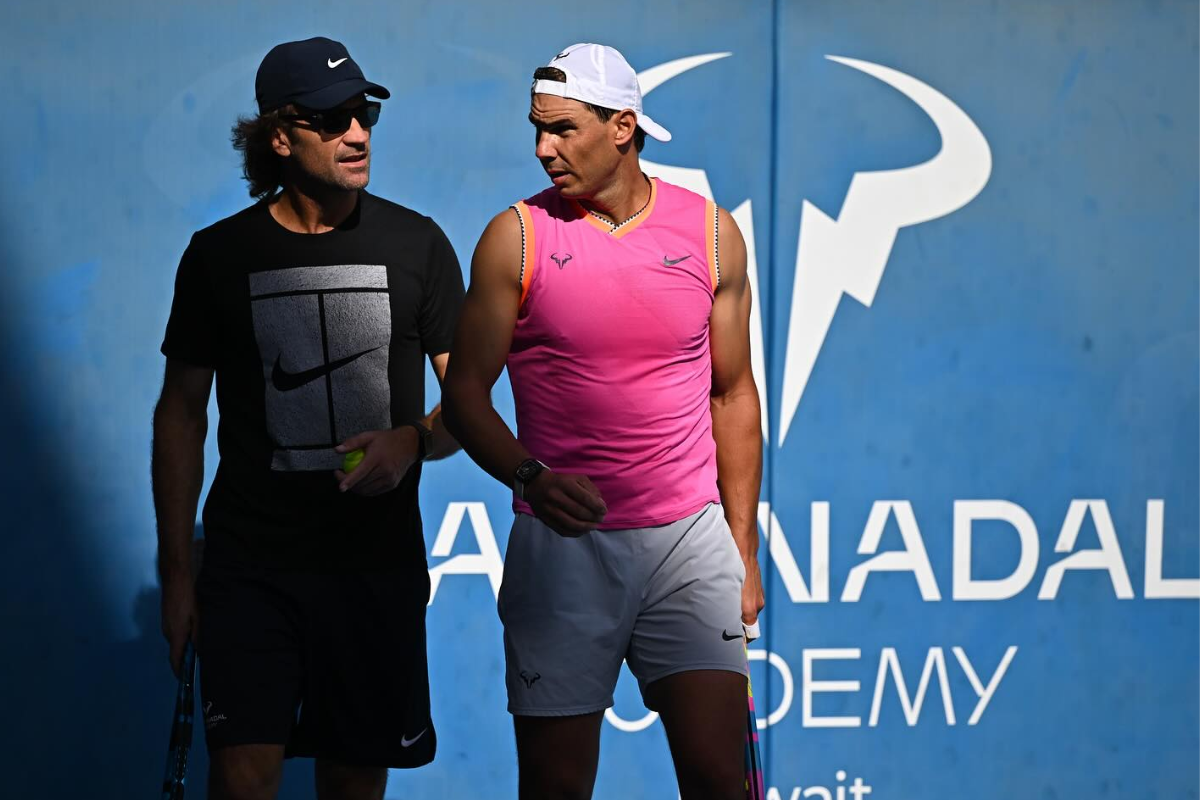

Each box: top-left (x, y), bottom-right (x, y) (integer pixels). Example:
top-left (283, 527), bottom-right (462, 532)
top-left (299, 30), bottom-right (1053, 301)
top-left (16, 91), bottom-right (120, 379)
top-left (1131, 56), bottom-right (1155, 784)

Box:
top-left (152, 37), bottom-right (464, 800)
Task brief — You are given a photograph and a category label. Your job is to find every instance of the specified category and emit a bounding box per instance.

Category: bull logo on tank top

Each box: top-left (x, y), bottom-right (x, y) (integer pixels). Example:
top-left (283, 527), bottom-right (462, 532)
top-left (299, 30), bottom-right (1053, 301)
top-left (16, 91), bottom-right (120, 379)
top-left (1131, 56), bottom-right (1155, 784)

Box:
top-left (248, 265), bottom-right (391, 471)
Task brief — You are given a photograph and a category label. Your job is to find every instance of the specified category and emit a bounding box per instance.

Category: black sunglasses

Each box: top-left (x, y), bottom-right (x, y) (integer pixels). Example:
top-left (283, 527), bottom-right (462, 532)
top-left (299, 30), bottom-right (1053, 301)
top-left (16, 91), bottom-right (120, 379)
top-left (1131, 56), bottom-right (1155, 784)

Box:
top-left (282, 101), bottom-right (382, 134)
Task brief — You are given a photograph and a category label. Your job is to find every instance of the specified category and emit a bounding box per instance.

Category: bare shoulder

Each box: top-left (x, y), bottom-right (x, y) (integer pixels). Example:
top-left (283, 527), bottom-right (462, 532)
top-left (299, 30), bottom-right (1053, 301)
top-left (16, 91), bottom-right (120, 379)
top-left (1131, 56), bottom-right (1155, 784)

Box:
top-left (470, 208), bottom-right (524, 289)
top-left (475, 208), bottom-right (522, 262)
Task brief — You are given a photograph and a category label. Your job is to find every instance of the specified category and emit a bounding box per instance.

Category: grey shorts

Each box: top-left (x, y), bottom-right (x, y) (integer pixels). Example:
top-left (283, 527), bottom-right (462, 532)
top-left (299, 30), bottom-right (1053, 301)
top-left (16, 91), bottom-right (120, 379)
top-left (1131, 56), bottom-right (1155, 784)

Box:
top-left (497, 502), bottom-right (748, 716)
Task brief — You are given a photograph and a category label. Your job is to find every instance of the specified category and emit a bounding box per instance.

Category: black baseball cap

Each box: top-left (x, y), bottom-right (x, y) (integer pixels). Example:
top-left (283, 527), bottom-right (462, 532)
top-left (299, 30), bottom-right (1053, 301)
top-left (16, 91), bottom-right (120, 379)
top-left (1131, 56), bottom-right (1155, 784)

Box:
top-left (255, 36), bottom-right (390, 113)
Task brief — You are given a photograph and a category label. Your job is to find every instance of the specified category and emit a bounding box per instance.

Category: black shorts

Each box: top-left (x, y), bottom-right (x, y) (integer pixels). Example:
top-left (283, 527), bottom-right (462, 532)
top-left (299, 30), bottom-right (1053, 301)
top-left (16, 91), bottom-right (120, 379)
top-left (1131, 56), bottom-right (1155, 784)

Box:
top-left (195, 562), bottom-right (435, 768)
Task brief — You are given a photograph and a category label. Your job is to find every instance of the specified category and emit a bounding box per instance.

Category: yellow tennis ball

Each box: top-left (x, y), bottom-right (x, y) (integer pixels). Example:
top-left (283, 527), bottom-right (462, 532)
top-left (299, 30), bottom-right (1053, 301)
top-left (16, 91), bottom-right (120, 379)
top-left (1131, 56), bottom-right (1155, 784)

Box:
top-left (342, 449), bottom-right (365, 472)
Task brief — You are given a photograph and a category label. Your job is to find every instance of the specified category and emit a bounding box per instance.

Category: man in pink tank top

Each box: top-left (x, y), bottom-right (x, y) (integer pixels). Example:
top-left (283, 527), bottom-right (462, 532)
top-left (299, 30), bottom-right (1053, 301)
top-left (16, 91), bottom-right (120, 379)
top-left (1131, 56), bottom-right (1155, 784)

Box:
top-left (444, 43), bottom-right (763, 799)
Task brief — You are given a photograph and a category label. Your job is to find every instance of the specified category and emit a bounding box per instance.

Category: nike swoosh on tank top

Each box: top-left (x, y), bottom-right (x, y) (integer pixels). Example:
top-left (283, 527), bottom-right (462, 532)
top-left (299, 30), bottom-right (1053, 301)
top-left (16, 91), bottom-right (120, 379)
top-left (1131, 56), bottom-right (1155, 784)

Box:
top-left (507, 178), bottom-right (722, 528)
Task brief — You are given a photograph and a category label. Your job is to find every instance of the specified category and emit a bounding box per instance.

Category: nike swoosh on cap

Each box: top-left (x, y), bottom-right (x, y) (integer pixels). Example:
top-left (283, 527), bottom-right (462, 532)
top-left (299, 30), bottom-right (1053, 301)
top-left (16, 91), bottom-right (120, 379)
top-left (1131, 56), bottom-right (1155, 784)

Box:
top-left (271, 345), bottom-right (382, 392)
top-left (328, 57), bottom-right (348, 68)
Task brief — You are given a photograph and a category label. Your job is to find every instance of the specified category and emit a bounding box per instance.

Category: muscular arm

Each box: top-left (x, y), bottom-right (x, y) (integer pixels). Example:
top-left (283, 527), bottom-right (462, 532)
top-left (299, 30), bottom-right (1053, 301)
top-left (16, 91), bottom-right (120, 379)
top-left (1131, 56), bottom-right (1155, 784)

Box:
top-left (440, 210), bottom-right (528, 484)
top-left (442, 210), bottom-right (606, 535)
top-left (709, 208), bottom-right (765, 626)
top-left (153, 360), bottom-right (211, 580)
top-left (151, 359), bottom-right (213, 673)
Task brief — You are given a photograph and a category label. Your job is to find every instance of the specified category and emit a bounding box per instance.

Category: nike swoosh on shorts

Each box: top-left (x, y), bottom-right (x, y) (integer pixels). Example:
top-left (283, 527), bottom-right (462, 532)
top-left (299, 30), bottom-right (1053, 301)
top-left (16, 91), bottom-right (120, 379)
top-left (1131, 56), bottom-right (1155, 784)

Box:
top-left (400, 728), bottom-right (428, 747)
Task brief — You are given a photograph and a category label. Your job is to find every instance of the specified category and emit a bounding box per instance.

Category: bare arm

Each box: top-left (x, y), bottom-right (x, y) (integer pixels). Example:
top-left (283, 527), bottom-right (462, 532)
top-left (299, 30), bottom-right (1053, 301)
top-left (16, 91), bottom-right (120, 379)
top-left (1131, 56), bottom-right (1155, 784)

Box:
top-left (442, 210), bottom-right (527, 484)
top-left (151, 358), bottom-right (213, 675)
top-left (709, 207), bottom-right (765, 626)
top-left (442, 210), bottom-right (606, 535)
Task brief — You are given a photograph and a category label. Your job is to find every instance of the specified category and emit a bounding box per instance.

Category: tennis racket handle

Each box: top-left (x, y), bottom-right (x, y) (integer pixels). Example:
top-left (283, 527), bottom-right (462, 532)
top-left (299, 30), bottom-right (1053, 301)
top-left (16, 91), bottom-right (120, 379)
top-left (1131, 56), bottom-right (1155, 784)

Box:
top-left (161, 643), bottom-right (197, 799)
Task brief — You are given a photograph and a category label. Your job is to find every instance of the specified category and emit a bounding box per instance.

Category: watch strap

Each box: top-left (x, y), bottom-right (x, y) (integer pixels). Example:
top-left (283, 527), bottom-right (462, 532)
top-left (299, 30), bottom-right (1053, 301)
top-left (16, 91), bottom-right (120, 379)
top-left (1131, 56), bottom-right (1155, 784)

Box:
top-left (404, 421), bottom-right (433, 462)
top-left (513, 458), bottom-right (548, 500)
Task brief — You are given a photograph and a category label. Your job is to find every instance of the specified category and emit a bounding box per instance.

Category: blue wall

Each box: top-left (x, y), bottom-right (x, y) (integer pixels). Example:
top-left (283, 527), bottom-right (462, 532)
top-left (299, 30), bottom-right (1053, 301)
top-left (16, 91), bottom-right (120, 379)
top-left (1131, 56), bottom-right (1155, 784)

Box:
top-left (1, 1), bottom-right (1196, 797)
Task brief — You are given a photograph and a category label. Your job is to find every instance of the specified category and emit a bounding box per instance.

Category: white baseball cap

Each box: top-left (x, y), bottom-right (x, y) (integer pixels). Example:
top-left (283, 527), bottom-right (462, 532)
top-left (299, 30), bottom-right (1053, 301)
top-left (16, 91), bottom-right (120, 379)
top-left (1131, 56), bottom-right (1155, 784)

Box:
top-left (532, 43), bottom-right (672, 143)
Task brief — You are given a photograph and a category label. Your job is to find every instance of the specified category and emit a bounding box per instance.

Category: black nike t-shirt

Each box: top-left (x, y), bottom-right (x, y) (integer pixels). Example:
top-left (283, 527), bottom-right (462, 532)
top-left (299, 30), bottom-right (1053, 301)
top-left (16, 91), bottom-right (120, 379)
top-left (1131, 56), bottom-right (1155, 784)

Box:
top-left (161, 191), bottom-right (464, 571)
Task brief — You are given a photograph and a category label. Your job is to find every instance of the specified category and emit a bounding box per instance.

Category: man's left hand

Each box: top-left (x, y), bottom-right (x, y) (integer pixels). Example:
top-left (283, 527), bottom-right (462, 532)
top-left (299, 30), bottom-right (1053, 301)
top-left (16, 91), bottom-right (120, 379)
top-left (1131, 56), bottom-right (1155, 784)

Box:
top-left (742, 556), bottom-right (764, 627)
top-left (334, 427), bottom-right (419, 495)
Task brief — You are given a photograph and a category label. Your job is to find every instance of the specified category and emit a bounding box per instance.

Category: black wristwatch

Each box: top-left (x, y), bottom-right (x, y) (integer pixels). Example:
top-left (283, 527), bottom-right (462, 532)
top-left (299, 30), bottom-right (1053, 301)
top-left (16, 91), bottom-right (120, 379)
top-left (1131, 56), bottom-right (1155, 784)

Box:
top-left (404, 421), bottom-right (434, 462)
top-left (513, 458), bottom-right (548, 500)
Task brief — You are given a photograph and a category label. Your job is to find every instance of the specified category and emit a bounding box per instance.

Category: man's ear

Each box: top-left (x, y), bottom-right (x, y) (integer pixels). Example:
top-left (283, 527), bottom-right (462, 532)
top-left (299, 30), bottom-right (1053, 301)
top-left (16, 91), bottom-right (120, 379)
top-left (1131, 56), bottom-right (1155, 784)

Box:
top-left (612, 109), bottom-right (638, 147)
top-left (271, 116), bottom-right (293, 158)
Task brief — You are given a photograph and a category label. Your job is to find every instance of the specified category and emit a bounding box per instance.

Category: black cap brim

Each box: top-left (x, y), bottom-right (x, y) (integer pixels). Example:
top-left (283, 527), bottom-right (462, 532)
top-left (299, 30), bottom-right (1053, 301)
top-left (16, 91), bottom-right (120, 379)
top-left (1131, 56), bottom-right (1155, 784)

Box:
top-left (289, 78), bottom-right (391, 111)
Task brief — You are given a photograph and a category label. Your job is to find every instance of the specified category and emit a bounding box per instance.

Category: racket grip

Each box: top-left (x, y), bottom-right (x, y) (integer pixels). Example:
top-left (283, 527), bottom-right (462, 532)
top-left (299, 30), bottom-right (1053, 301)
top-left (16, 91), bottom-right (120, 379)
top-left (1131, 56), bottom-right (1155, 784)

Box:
top-left (161, 642), bottom-right (197, 800)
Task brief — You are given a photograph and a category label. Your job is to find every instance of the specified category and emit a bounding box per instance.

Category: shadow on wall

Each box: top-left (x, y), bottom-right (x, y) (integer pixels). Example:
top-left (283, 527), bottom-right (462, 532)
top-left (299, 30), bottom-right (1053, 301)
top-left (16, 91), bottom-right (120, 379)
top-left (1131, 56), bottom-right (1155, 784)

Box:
top-left (0, 245), bottom-right (155, 796)
top-left (0, 254), bottom-right (316, 796)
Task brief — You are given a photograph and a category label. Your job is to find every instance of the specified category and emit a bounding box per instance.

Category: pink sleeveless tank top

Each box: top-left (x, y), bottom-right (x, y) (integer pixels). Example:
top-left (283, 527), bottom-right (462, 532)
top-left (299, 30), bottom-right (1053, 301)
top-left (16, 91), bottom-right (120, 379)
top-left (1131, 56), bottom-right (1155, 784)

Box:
top-left (507, 178), bottom-right (722, 528)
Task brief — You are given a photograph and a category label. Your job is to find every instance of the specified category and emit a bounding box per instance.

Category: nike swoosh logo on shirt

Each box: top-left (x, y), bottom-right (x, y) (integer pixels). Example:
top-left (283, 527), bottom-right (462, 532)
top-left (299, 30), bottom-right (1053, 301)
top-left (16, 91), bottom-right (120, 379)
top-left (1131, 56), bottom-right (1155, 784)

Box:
top-left (663, 255), bottom-right (692, 266)
top-left (400, 728), bottom-right (428, 747)
top-left (328, 57), bottom-right (348, 68)
top-left (721, 630), bottom-right (743, 641)
top-left (271, 345), bottom-right (383, 392)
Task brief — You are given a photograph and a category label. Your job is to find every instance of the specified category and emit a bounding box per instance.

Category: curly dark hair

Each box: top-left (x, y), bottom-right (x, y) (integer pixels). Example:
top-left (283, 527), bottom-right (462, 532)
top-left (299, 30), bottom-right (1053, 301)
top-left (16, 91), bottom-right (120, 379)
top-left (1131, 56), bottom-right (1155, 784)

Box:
top-left (230, 109), bottom-right (290, 200)
top-left (532, 67), bottom-right (646, 152)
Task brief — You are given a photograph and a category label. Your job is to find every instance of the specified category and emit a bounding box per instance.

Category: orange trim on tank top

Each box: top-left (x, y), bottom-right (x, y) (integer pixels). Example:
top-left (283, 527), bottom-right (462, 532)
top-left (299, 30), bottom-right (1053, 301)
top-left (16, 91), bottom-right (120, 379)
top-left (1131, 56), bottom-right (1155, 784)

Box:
top-left (567, 178), bottom-right (659, 239)
top-left (514, 201), bottom-right (537, 306)
top-left (704, 199), bottom-right (719, 292)
top-left (574, 204), bottom-right (616, 234)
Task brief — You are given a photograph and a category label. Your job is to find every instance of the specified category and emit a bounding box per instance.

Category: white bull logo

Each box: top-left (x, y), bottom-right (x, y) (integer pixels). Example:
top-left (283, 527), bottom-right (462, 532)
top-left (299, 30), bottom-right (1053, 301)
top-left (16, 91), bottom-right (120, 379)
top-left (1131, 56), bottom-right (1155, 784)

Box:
top-left (638, 54), bottom-right (993, 446)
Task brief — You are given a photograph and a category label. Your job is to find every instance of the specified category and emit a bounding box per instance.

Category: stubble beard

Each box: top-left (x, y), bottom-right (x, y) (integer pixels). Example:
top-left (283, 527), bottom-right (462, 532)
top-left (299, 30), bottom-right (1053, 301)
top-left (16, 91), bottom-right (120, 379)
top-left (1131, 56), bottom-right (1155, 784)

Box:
top-left (326, 153), bottom-right (370, 192)
top-left (290, 153), bottom-right (370, 197)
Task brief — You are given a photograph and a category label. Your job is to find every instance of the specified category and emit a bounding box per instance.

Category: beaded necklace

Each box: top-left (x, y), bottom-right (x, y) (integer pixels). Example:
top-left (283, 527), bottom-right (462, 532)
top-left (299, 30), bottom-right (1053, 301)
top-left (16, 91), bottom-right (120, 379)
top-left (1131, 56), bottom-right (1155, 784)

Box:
top-left (584, 176), bottom-right (653, 234)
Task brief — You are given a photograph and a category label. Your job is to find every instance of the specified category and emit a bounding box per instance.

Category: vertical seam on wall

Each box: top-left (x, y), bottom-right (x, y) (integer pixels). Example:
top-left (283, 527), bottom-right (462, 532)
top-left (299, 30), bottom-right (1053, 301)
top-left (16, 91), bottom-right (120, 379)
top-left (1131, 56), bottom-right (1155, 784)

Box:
top-left (764, 0), bottom-right (782, 778)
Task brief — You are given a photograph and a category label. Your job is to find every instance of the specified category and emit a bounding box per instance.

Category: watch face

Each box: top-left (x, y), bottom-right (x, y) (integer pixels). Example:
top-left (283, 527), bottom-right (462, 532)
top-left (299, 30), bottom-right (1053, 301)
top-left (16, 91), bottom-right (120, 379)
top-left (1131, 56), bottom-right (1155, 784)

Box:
top-left (516, 460), bottom-right (543, 483)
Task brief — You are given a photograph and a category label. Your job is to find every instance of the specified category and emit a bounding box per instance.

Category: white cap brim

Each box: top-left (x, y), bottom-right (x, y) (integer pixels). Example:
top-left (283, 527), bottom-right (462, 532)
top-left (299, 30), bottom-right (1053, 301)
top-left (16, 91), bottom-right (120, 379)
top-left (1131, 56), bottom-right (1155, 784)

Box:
top-left (635, 112), bottom-right (671, 143)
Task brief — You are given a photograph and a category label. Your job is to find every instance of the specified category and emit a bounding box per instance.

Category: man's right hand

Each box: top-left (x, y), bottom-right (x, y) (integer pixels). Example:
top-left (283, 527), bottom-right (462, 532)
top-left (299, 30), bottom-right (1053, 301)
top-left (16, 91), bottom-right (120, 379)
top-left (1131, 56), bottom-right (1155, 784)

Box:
top-left (524, 471), bottom-right (607, 537)
top-left (161, 575), bottom-right (198, 678)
